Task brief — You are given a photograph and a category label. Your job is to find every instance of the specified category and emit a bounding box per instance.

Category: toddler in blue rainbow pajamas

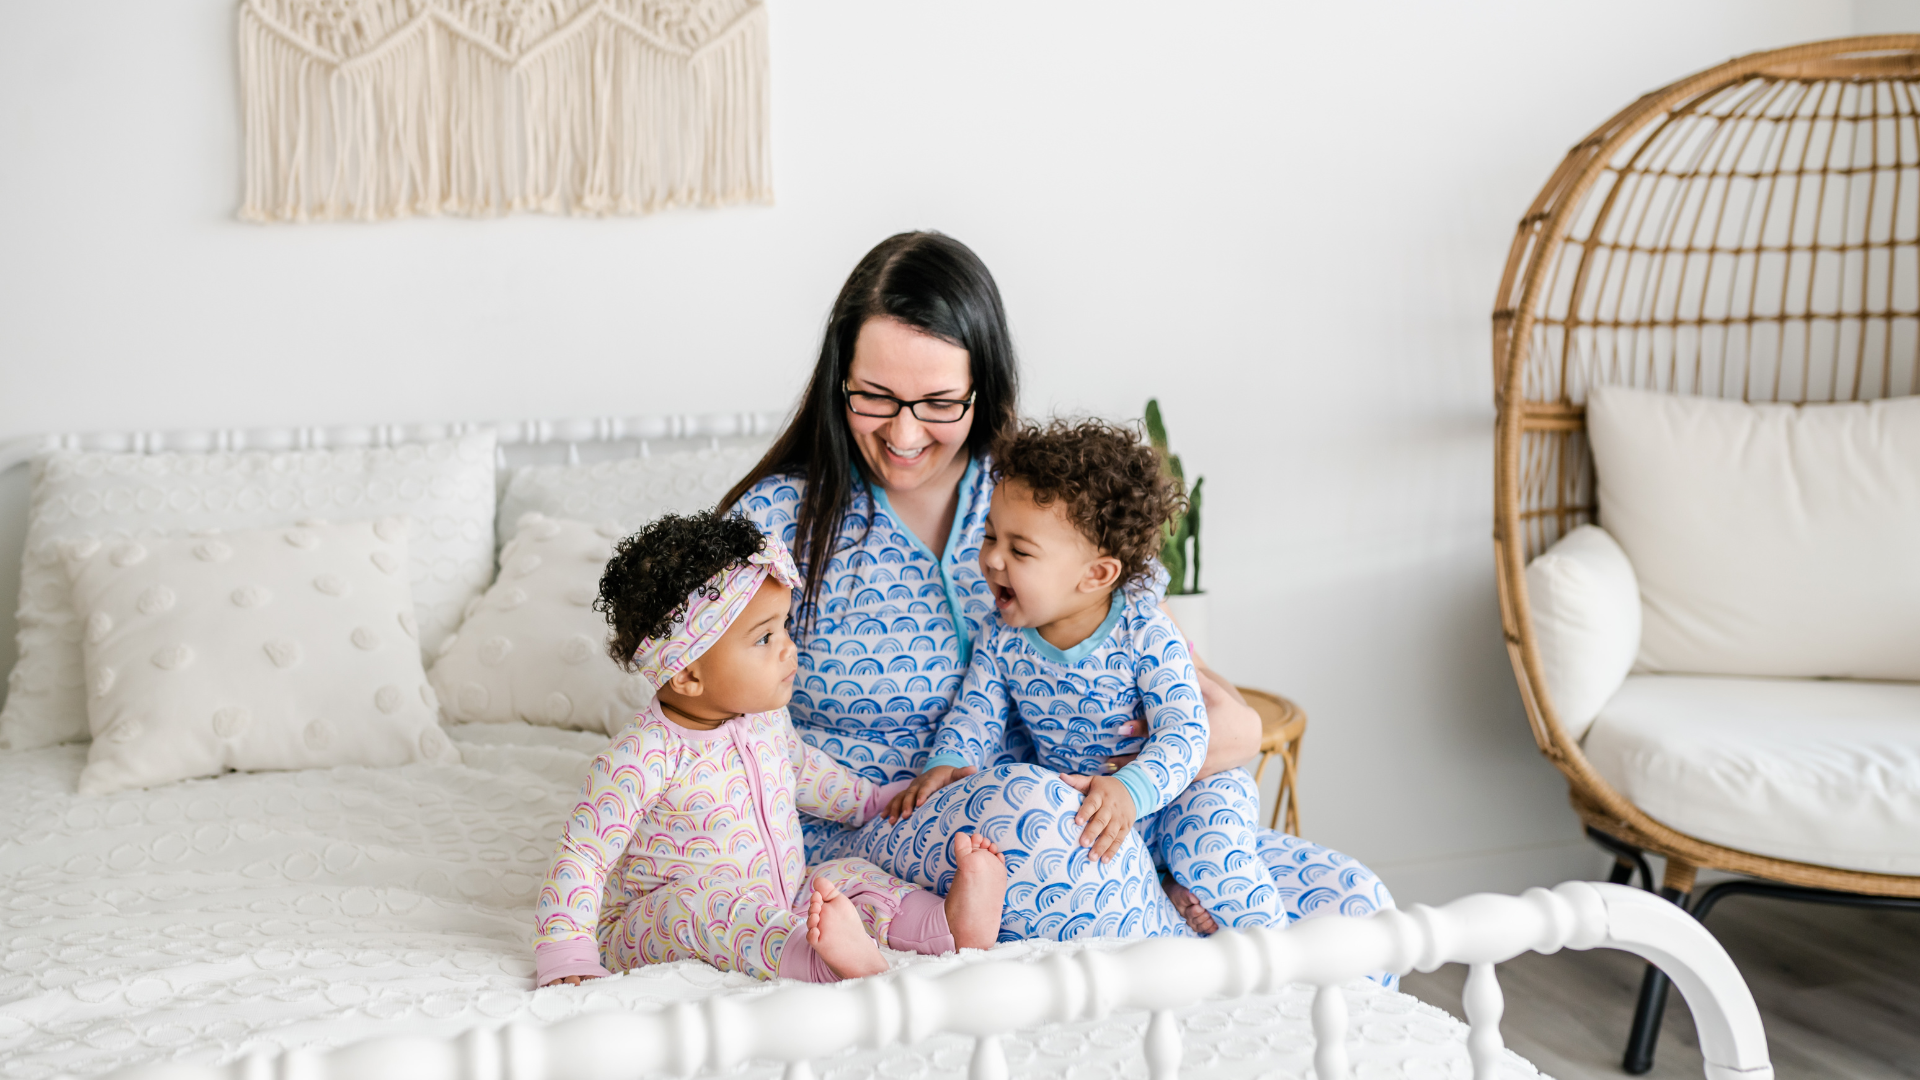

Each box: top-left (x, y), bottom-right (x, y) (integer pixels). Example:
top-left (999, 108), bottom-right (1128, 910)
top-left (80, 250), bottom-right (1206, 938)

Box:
top-left (889, 418), bottom-right (1286, 932)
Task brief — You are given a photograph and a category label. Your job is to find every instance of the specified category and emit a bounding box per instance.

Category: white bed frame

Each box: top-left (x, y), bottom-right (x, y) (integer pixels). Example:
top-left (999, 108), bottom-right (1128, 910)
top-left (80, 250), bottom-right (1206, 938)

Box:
top-left (104, 881), bottom-right (1770, 1080)
top-left (0, 419), bottom-right (1772, 1080)
top-left (0, 412), bottom-right (789, 475)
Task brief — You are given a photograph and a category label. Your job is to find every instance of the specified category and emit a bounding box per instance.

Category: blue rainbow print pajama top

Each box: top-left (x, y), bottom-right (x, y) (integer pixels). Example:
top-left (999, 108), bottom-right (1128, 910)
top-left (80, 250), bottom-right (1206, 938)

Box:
top-left (925, 581), bottom-right (1288, 930)
top-left (734, 460), bottom-right (1026, 783)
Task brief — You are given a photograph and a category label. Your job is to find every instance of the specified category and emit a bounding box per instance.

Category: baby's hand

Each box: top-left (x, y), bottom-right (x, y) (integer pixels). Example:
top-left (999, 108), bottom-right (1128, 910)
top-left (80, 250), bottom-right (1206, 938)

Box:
top-left (886, 765), bottom-right (975, 821)
top-left (547, 974), bottom-right (602, 987)
top-left (1060, 772), bottom-right (1136, 862)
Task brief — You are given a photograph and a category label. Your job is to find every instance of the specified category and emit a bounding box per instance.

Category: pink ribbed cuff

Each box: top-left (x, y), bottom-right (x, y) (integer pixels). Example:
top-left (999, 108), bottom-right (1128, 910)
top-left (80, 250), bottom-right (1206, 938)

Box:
top-left (860, 779), bottom-right (915, 824)
top-left (775, 929), bottom-right (840, 983)
top-left (886, 888), bottom-right (955, 955)
top-left (534, 938), bottom-right (613, 987)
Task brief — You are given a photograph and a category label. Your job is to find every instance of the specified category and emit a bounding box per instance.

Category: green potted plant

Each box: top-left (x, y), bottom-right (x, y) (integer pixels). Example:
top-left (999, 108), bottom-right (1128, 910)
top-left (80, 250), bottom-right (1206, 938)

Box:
top-left (1145, 398), bottom-right (1207, 656)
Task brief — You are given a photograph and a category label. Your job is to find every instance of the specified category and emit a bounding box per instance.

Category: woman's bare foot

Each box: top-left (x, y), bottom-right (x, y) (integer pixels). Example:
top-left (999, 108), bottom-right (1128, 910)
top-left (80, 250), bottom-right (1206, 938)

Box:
top-left (1164, 877), bottom-right (1219, 935)
top-left (806, 877), bottom-right (889, 979)
top-left (945, 833), bottom-right (1009, 951)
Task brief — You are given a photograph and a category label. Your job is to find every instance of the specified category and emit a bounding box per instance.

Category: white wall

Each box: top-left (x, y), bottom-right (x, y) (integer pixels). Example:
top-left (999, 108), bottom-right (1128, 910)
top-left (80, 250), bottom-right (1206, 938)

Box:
top-left (0, 1), bottom-right (1884, 902)
top-left (1856, 0), bottom-right (1920, 32)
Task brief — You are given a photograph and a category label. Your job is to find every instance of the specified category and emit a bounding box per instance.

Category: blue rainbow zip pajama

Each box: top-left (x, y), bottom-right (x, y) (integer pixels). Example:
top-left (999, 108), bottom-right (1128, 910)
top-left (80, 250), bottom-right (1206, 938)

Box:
top-left (731, 461), bottom-right (1395, 949)
top-left (926, 582), bottom-right (1286, 931)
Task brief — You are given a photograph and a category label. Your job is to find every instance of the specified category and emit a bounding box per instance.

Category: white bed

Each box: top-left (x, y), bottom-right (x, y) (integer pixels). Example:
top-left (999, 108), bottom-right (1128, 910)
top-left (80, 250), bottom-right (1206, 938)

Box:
top-left (0, 719), bottom-right (1507, 1079)
top-left (0, 418), bottom-right (1771, 1080)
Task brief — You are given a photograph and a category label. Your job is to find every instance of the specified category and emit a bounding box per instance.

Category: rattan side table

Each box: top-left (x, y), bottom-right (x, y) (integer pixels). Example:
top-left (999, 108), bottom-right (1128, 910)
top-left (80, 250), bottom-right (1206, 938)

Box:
top-left (1239, 687), bottom-right (1305, 836)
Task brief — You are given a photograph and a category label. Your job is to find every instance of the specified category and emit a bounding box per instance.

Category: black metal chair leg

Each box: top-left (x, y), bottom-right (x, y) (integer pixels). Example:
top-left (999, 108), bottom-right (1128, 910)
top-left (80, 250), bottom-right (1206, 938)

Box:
top-left (1593, 857), bottom-right (1920, 1074)
top-left (1622, 886), bottom-right (1688, 1074)
top-left (1623, 963), bottom-right (1672, 1073)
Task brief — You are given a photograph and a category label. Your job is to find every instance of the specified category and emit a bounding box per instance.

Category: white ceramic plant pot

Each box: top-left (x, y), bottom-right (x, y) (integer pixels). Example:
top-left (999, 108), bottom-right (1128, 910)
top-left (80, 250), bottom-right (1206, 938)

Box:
top-left (1162, 592), bottom-right (1210, 660)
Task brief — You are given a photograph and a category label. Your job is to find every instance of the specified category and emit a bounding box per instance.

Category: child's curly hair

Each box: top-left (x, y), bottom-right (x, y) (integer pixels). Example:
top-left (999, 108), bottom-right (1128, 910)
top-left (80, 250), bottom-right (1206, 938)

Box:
top-left (991, 418), bottom-right (1185, 588)
top-left (596, 511), bottom-right (769, 670)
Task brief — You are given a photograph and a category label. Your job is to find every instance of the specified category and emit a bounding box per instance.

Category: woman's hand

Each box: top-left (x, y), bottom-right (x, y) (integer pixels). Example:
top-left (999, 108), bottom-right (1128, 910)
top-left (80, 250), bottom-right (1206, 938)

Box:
top-left (886, 765), bottom-right (975, 821)
top-left (1190, 657), bottom-right (1259, 776)
top-left (1060, 773), bottom-right (1136, 861)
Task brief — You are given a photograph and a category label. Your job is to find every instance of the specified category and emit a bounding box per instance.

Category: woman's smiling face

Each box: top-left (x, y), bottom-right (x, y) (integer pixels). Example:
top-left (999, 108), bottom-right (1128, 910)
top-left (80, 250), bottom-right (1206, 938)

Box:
top-left (844, 316), bottom-right (975, 494)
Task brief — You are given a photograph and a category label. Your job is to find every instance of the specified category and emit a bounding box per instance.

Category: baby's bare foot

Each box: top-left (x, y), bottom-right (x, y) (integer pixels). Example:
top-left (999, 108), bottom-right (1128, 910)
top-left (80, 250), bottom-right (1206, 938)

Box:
top-left (806, 877), bottom-right (888, 979)
top-left (1164, 877), bottom-right (1219, 935)
top-left (945, 833), bottom-right (1009, 951)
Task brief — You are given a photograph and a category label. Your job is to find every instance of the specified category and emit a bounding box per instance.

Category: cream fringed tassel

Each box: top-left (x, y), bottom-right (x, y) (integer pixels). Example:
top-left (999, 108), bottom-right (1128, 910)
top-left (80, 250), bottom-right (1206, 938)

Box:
top-left (238, 0), bottom-right (770, 222)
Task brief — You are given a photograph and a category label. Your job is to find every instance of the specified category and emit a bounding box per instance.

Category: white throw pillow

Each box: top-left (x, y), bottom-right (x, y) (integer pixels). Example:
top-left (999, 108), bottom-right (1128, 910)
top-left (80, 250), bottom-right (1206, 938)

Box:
top-left (1587, 386), bottom-right (1920, 679)
top-left (63, 519), bottom-right (460, 796)
top-left (429, 514), bottom-right (648, 735)
top-left (3, 434), bottom-right (497, 750)
top-left (1524, 525), bottom-right (1641, 740)
top-left (496, 443), bottom-right (769, 551)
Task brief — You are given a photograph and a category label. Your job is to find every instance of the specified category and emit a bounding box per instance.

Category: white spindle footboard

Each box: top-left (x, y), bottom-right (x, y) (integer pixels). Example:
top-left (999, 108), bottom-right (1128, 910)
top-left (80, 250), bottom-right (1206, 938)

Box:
top-left (105, 881), bottom-right (1774, 1080)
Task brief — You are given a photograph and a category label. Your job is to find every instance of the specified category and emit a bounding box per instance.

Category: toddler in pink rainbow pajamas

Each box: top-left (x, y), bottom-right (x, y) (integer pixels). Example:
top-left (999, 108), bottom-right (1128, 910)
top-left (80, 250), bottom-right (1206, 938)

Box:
top-left (533, 513), bottom-right (1008, 986)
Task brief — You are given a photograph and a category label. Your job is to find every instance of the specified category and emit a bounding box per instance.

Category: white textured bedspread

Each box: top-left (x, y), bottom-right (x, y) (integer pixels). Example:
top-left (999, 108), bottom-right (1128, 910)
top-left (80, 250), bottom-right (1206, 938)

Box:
top-left (0, 723), bottom-right (1541, 1079)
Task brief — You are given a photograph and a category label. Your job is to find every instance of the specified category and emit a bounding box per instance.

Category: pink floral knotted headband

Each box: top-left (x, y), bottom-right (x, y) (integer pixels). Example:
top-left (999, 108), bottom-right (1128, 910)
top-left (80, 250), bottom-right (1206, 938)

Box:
top-left (630, 531), bottom-right (802, 694)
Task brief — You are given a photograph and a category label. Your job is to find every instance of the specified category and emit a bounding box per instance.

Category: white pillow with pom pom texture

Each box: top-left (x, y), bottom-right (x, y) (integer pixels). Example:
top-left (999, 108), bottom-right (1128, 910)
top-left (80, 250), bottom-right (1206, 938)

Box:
top-left (429, 513), bottom-right (649, 736)
top-left (4, 434), bottom-right (496, 751)
top-left (64, 518), bottom-right (459, 796)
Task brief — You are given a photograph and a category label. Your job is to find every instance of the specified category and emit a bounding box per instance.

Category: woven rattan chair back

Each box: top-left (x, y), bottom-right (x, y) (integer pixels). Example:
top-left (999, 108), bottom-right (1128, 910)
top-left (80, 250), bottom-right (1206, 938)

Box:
top-left (1493, 35), bottom-right (1920, 897)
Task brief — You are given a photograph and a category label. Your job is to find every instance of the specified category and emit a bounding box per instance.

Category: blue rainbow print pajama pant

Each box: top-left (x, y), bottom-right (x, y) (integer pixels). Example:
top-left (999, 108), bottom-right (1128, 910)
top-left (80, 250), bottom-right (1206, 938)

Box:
top-left (815, 763), bottom-right (1398, 986)
top-left (1148, 768), bottom-right (1398, 925)
top-left (816, 764), bottom-right (1196, 940)
top-left (1137, 769), bottom-right (1285, 930)
top-left (1150, 771), bottom-right (1399, 984)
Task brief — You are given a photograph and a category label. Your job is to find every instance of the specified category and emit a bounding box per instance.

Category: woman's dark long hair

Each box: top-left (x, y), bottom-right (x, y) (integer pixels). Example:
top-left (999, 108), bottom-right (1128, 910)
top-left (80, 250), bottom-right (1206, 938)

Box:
top-left (721, 231), bottom-right (1019, 626)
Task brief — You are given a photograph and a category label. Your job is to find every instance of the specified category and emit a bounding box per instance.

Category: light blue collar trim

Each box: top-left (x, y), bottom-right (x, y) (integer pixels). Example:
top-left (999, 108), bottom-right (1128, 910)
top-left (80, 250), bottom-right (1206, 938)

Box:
top-left (867, 455), bottom-right (982, 663)
top-left (944, 455), bottom-right (983, 560)
top-left (867, 454), bottom-right (979, 564)
top-left (1020, 590), bottom-right (1123, 666)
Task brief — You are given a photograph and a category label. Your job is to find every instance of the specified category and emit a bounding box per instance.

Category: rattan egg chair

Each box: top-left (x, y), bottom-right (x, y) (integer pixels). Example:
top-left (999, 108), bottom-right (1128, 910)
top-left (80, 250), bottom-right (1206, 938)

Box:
top-left (1493, 35), bottom-right (1920, 1072)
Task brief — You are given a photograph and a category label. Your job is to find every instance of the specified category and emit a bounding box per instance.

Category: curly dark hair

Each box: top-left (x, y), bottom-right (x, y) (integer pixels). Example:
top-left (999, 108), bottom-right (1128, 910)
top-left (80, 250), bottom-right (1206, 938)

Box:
top-left (596, 512), bottom-right (768, 670)
top-left (991, 418), bottom-right (1185, 588)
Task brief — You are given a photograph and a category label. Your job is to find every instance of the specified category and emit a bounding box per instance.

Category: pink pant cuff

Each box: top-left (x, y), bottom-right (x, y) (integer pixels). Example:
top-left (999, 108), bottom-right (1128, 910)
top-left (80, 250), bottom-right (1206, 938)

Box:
top-left (534, 938), bottom-right (613, 986)
top-left (887, 887), bottom-right (955, 955)
top-left (775, 930), bottom-right (840, 983)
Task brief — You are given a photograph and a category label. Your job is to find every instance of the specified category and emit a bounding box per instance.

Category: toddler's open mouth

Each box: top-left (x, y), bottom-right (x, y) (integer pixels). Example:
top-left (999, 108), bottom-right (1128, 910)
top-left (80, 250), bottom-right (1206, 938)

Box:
top-left (993, 584), bottom-right (1016, 606)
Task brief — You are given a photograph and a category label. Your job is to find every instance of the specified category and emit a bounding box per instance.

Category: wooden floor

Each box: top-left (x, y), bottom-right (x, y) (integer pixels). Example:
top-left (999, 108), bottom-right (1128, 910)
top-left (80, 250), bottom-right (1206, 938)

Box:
top-left (1401, 888), bottom-right (1920, 1080)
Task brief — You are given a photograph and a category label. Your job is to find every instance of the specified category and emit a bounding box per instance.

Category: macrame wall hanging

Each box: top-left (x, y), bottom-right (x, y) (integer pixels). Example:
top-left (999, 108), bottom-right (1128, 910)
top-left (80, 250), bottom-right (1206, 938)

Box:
top-left (238, 0), bottom-right (769, 222)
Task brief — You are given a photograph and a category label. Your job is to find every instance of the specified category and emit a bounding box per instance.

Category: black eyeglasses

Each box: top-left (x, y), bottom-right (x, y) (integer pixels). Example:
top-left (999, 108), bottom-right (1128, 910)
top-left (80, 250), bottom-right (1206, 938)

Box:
top-left (843, 382), bottom-right (976, 423)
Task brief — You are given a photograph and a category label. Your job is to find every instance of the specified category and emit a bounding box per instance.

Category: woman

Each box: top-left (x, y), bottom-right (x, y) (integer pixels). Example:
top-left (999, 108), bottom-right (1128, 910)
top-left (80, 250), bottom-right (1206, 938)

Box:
top-left (723, 232), bottom-right (1391, 939)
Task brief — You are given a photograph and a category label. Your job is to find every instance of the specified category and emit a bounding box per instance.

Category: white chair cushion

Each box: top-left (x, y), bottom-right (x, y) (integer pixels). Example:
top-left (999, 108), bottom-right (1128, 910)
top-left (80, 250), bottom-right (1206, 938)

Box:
top-left (1583, 674), bottom-right (1920, 875)
top-left (1524, 525), bottom-right (1641, 740)
top-left (429, 514), bottom-right (648, 735)
top-left (496, 443), bottom-right (769, 551)
top-left (4, 434), bottom-right (498, 750)
top-left (1586, 386), bottom-right (1920, 680)
top-left (63, 519), bottom-right (460, 796)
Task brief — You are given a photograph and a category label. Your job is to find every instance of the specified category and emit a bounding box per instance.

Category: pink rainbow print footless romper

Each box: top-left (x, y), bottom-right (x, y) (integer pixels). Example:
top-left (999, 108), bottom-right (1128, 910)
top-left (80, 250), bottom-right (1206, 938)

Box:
top-left (532, 530), bottom-right (952, 985)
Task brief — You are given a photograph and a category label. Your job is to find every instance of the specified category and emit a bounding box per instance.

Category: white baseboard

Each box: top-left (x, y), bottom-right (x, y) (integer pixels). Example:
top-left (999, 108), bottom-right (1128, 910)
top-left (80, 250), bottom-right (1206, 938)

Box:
top-left (1370, 839), bottom-right (1616, 908)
